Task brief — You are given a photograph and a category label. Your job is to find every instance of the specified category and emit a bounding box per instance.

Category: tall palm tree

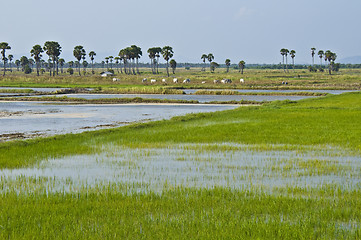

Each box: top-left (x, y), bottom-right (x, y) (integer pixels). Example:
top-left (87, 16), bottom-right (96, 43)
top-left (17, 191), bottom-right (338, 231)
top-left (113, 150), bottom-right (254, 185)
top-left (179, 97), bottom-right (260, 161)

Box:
top-left (108, 56), bottom-right (114, 70)
top-left (207, 53), bottom-right (214, 72)
top-left (225, 59), bottom-right (231, 73)
top-left (147, 48), bottom-right (156, 74)
top-left (88, 51), bottom-right (96, 74)
top-left (30, 44), bottom-right (44, 76)
top-left (154, 47), bottom-right (162, 74)
top-left (44, 41), bottom-right (62, 76)
top-left (280, 48), bottom-right (289, 72)
top-left (318, 50), bottom-right (324, 67)
top-left (169, 59), bottom-right (177, 74)
top-left (68, 61), bottom-right (74, 69)
top-left (73, 45), bottom-right (86, 75)
top-left (311, 47), bottom-right (316, 65)
top-left (201, 54), bottom-right (207, 71)
top-left (15, 59), bottom-right (20, 71)
top-left (8, 54), bottom-right (13, 72)
top-left (118, 49), bottom-right (127, 74)
top-left (290, 50), bottom-right (296, 72)
top-left (161, 46), bottom-right (174, 77)
top-left (0, 42), bottom-right (11, 76)
top-left (238, 60), bottom-right (245, 74)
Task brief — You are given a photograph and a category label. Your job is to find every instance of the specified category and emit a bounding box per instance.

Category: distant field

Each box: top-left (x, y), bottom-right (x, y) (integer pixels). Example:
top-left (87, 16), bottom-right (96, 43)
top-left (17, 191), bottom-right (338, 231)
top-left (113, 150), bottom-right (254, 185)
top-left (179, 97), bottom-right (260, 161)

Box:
top-left (1, 68), bottom-right (361, 90)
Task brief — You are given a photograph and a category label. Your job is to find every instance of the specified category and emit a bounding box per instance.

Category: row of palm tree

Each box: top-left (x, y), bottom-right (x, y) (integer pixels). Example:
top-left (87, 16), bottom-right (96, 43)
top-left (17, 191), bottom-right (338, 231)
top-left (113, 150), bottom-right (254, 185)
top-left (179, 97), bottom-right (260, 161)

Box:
top-left (311, 48), bottom-right (337, 74)
top-left (280, 48), bottom-right (296, 72)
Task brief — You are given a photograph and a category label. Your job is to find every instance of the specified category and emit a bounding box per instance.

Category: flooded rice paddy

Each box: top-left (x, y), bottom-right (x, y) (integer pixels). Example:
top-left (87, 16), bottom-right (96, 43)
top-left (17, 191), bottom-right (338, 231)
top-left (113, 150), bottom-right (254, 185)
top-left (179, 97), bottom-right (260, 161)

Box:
top-left (1, 143), bottom-right (360, 194)
top-left (0, 101), bottom-right (237, 140)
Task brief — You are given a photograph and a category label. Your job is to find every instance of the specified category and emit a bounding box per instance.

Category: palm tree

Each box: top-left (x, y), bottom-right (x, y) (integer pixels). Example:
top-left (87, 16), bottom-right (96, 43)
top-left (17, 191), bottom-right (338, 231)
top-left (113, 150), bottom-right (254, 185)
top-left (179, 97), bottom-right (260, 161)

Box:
top-left (15, 59), bottom-right (20, 71)
top-left (58, 58), bottom-right (65, 74)
top-left (82, 60), bottom-right (88, 74)
top-left (88, 51), bottom-right (96, 74)
top-left (207, 53), bottom-right (214, 72)
top-left (225, 59), bottom-right (231, 73)
top-left (154, 47), bottom-right (162, 74)
top-left (210, 62), bottom-right (219, 73)
top-left (161, 46), bottom-right (174, 77)
top-left (201, 54), bottom-right (207, 71)
top-left (73, 45), bottom-right (86, 75)
top-left (311, 47), bottom-right (316, 65)
top-left (324, 50), bottom-right (337, 75)
top-left (131, 45), bottom-right (142, 74)
top-left (169, 59), bottom-right (177, 74)
top-left (0, 42), bottom-right (11, 76)
top-left (114, 56), bottom-right (121, 73)
top-left (30, 45), bottom-right (44, 76)
top-left (108, 56), bottom-right (114, 70)
top-left (20, 56), bottom-right (29, 71)
top-left (318, 50), bottom-right (324, 67)
top-left (105, 57), bottom-right (109, 70)
top-left (44, 41), bottom-right (62, 76)
top-left (147, 48), bottom-right (156, 74)
top-left (118, 49), bottom-right (127, 74)
top-left (8, 54), bottom-right (13, 72)
top-left (238, 60), bottom-right (245, 74)
top-left (280, 48), bottom-right (289, 72)
top-left (290, 50), bottom-right (296, 72)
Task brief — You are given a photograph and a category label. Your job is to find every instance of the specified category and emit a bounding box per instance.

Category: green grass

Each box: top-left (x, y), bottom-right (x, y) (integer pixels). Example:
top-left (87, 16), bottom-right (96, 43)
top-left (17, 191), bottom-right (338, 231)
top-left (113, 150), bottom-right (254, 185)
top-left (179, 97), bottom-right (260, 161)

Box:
top-left (1, 91), bottom-right (361, 239)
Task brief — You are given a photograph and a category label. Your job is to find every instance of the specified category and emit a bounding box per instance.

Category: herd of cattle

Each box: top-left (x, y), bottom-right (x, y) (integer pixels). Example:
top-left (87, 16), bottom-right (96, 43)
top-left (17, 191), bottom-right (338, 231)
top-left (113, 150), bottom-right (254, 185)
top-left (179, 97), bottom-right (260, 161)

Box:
top-left (113, 77), bottom-right (245, 84)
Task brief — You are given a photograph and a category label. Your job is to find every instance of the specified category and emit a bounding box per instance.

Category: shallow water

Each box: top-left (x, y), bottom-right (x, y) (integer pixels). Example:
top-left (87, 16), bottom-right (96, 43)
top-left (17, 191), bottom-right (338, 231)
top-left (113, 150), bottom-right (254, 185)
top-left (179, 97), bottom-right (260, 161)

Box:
top-left (47, 93), bottom-right (316, 102)
top-left (184, 89), bottom-right (357, 95)
top-left (1, 144), bottom-right (360, 193)
top-left (0, 101), bottom-right (237, 139)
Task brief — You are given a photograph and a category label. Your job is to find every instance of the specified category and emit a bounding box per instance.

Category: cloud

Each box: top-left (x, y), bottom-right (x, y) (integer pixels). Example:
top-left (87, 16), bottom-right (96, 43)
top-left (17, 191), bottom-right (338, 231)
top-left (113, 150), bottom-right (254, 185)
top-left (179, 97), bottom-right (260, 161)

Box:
top-left (234, 7), bottom-right (252, 19)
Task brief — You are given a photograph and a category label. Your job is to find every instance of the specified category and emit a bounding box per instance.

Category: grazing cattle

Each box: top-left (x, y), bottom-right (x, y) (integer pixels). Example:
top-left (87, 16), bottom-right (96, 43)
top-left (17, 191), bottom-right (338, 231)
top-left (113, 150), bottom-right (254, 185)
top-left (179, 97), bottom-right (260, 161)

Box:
top-left (213, 79), bottom-right (220, 84)
top-left (112, 78), bottom-right (120, 82)
top-left (201, 81), bottom-right (206, 84)
top-left (183, 78), bottom-right (190, 83)
top-left (142, 78), bottom-right (147, 83)
top-left (162, 79), bottom-right (167, 83)
top-left (281, 81), bottom-right (288, 85)
top-left (173, 78), bottom-right (178, 83)
top-left (221, 79), bottom-right (232, 84)
top-left (151, 79), bottom-right (157, 83)
top-left (240, 78), bottom-right (244, 83)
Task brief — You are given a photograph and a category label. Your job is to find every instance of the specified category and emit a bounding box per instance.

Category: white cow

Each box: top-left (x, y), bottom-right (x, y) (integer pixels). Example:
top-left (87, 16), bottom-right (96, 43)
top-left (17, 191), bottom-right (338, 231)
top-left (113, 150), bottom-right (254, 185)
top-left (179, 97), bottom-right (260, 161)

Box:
top-left (162, 79), bottom-right (167, 83)
top-left (151, 79), bottom-right (157, 83)
top-left (240, 78), bottom-right (244, 83)
top-left (183, 78), bottom-right (190, 83)
top-left (142, 78), bottom-right (147, 83)
top-left (213, 79), bottom-right (220, 84)
top-left (173, 78), bottom-right (178, 83)
top-left (201, 81), bottom-right (206, 84)
top-left (112, 78), bottom-right (120, 82)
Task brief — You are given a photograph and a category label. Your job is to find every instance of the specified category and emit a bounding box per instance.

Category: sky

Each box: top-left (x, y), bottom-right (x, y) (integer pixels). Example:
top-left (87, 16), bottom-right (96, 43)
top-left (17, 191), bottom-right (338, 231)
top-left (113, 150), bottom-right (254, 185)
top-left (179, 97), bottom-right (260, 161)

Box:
top-left (2, 0), bottom-right (361, 64)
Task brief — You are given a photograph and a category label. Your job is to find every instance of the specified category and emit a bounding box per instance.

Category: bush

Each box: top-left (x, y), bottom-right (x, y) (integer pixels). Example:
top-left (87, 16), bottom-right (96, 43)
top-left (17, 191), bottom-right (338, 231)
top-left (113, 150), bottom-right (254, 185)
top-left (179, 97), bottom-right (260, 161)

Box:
top-left (24, 65), bottom-right (32, 74)
top-left (67, 68), bottom-right (74, 75)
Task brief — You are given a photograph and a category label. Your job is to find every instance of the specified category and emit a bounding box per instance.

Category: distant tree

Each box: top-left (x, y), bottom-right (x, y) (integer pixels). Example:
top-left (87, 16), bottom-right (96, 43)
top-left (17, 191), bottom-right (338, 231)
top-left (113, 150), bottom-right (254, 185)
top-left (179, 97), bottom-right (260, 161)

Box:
top-left (58, 58), bottom-right (65, 74)
top-left (101, 61), bottom-right (105, 69)
top-left (105, 57), bottom-right (109, 70)
top-left (207, 53), bottom-right (214, 72)
top-left (225, 59), bottom-right (231, 73)
top-left (73, 45), bottom-right (86, 75)
top-left (131, 45), bottom-right (142, 74)
top-left (15, 59), bottom-right (20, 71)
top-left (161, 46), bottom-right (174, 77)
top-left (238, 60), bottom-right (245, 74)
top-left (290, 50), bottom-right (296, 71)
top-left (324, 50), bottom-right (337, 75)
top-left (82, 60), bottom-right (88, 74)
top-left (201, 54), bottom-right (208, 71)
top-left (280, 48), bottom-right (289, 72)
top-left (8, 54), bottom-right (13, 72)
top-left (29, 59), bottom-right (35, 71)
top-left (155, 48), bottom-right (162, 74)
top-left (210, 62), bottom-right (219, 73)
top-left (169, 59), bottom-right (177, 74)
top-left (0, 42), bottom-right (11, 76)
top-left (68, 61), bottom-right (74, 68)
top-left (311, 47), bottom-right (316, 65)
top-left (88, 51), bottom-right (96, 74)
top-left (147, 48), bottom-right (156, 74)
top-left (67, 68), bottom-right (74, 75)
top-left (44, 41), bottom-right (62, 76)
top-left (318, 50), bottom-right (324, 67)
top-left (114, 56), bottom-right (120, 73)
top-left (118, 49), bottom-right (128, 74)
top-left (20, 56), bottom-right (29, 71)
top-left (30, 45), bottom-right (44, 76)
top-left (108, 56), bottom-right (113, 70)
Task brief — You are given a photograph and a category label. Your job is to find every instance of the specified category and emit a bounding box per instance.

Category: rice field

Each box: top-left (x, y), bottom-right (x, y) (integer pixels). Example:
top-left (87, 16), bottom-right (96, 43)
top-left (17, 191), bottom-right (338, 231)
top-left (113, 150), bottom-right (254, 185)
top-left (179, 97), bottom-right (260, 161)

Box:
top-left (0, 92), bottom-right (361, 239)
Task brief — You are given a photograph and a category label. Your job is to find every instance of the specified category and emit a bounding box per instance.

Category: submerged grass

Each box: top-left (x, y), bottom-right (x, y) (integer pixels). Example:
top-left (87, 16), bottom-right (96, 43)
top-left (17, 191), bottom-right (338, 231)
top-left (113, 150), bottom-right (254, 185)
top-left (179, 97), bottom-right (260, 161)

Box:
top-left (193, 89), bottom-right (329, 96)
